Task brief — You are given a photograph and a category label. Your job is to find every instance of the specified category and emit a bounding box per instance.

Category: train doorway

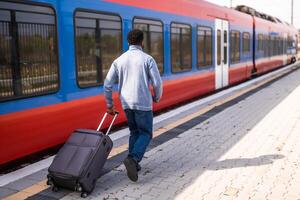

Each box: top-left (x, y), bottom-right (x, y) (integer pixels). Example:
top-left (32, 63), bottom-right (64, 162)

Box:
top-left (215, 19), bottom-right (229, 89)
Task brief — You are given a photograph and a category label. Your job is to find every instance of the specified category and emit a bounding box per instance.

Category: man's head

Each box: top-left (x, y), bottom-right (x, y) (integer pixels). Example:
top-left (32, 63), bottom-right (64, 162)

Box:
top-left (127, 29), bottom-right (144, 46)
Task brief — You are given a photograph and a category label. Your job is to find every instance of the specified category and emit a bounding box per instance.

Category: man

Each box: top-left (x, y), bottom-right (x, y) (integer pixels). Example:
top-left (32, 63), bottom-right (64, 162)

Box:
top-left (104, 29), bottom-right (163, 182)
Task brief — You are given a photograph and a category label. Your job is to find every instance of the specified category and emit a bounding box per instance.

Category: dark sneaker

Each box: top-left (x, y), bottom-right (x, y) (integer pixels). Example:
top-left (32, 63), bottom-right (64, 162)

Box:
top-left (136, 163), bottom-right (141, 172)
top-left (123, 157), bottom-right (138, 182)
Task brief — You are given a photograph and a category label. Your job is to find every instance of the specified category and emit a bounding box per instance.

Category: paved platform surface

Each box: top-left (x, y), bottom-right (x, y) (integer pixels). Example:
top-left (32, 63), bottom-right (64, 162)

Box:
top-left (61, 67), bottom-right (300, 200)
top-left (1, 64), bottom-right (300, 200)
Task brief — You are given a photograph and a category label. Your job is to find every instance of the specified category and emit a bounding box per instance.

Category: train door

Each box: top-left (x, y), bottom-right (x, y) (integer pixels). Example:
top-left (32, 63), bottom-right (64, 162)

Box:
top-left (215, 19), bottom-right (229, 90)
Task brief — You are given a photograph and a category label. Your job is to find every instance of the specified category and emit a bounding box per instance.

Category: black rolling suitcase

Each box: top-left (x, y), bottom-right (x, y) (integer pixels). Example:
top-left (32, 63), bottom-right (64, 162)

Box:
top-left (47, 112), bottom-right (118, 198)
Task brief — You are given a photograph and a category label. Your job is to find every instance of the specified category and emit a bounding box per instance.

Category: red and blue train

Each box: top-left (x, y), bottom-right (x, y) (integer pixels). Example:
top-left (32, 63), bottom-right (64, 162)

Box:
top-left (0, 0), bottom-right (298, 166)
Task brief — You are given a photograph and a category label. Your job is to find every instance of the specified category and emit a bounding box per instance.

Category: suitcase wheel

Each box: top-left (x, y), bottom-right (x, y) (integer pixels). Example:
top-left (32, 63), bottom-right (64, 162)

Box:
top-left (52, 186), bottom-right (59, 192)
top-left (46, 175), bottom-right (54, 186)
top-left (81, 192), bottom-right (88, 198)
top-left (46, 179), bottom-right (53, 186)
top-left (75, 184), bottom-right (82, 192)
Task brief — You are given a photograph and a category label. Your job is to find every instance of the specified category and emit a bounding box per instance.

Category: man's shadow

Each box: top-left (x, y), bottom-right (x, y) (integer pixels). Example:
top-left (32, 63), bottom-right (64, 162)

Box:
top-left (205, 154), bottom-right (284, 170)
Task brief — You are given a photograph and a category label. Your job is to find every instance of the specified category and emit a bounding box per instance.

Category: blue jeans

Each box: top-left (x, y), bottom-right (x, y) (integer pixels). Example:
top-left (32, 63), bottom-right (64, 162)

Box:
top-left (124, 109), bottom-right (153, 163)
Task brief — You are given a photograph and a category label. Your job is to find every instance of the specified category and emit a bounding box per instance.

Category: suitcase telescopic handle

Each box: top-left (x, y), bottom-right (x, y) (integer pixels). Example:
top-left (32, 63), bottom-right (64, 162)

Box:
top-left (97, 112), bottom-right (119, 135)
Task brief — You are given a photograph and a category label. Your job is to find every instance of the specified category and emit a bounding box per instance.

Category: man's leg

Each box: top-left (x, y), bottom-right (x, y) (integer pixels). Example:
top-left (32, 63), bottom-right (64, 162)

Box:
top-left (124, 109), bottom-right (139, 155)
top-left (124, 109), bottom-right (140, 182)
top-left (123, 110), bottom-right (153, 182)
top-left (130, 110), bottom-right (153, 163)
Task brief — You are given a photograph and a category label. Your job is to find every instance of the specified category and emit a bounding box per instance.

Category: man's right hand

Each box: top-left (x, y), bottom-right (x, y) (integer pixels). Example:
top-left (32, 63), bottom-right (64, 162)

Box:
top-left (153, 96), bottom-right (160, 103)
top-left (107, 107), bottom-right (118, 115)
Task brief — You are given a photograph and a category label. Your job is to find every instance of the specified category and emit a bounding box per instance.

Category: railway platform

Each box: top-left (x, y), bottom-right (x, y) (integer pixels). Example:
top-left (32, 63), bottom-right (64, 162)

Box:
top-left (1, 62), bottom-right (300, 200)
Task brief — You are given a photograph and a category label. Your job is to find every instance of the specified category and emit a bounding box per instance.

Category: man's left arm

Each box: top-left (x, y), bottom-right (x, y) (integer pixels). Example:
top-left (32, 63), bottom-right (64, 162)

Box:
top-left (148, 57), bottom-right (163, 102)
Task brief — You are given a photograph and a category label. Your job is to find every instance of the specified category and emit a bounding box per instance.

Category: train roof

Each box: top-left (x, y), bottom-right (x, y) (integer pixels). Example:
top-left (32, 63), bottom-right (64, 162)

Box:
top-left (235, 5), bottom-right (298, 35)
top-left (105, 0), bottom-right (253, 27)
top-left (105, 0), bottom-right (299, 33)
top-left (253, 14), bottom-right (298, 34)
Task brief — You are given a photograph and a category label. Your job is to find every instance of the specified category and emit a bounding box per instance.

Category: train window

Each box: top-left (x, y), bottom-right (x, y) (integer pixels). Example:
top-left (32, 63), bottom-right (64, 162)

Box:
top-left (197, 26), bottom-right (212, 68)
top-left (242, 32), bottom-right (250, 54)
top-left (269, 36), bottom-right (273, 56)
top-left (230, 30), bottom-right (240, 63)
top-left (270, 36), bottom-right (275, 56)
top-left (275, 37), bottom-right (278, 55)
top-left (290, 36), bottom-right (292, 48)
top-left (278, 37), bottom-right (283, 55)
top-left (224, 30), bottom-right (228, 64)
top-left (264, 35), bottom-right (269, 57)
top-left (133, 18), bottom-right (164, 74)
top-left (283, 38), bottom-right (286, 54)
top-left (258, 34), bottom-right (263, 52)
top-left (279, 37), bottom-right (282, 55)
top-left (276, 37), bottom-right (280, 55)
top-left (274, 37), bottom-right (276, 56)
top-left (217, 30), bottom-right (221, 65)
top-left (277, 37), bottom-right (280, 55)
top-left (280, 37), bottom-right (283, 55)
top-left (279, 37), bottom-right (281, 55)
top-left (276, 37), bottom-right (279, 55)
top-left (75, 11), bottom-right (122, 87)
top-left (262, 35), bottom-right (265, 57)
top-left (273, 37), bottom-right (279, 56)
top-left (171, 23), bottom-right (192, 73)
top-left (281, 37), bottom-right (284, 55)
top-left (230, 32), bottom-right (234, 62)
top-left (285, 37), bottom-right (287, 54)
top-left (288, 36), bottom-right (293, 49)
top-left (0, 2), bottom-right (59, 101)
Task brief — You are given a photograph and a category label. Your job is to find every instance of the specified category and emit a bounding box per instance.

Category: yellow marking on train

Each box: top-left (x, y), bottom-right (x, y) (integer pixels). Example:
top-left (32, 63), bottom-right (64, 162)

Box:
top-left (3, 67), bottom-right (294, 199)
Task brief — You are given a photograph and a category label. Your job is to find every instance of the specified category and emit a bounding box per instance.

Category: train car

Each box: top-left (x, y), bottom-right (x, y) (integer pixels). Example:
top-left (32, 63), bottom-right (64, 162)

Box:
top-left (254, 17), bottom-right (288, 74)
top-left (0, 0), bottom-right (298, 166)
top-left (237, 5), bottom-right (298, 75)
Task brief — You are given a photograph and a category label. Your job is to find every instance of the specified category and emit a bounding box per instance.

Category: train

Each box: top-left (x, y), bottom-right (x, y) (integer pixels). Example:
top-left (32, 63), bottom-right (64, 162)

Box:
top-left (0, 0), bottom-right (298, 166)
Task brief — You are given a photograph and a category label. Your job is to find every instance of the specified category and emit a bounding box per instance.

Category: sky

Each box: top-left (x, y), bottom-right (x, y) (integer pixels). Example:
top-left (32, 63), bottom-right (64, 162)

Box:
top-left (205, 0), bottom-right (300, 29)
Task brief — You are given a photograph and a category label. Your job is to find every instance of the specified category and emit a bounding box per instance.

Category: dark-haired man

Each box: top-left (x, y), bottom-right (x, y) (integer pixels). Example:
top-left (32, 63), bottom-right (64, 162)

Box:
top-left (104, 29), bottom-right (163, 182)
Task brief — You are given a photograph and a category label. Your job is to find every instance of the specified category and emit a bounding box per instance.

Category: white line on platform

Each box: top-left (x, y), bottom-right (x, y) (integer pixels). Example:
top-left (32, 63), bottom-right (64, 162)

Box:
top-left (0, 156), bottom-right (54, 187)
top-left (0, 62), bottom-right (298, 187)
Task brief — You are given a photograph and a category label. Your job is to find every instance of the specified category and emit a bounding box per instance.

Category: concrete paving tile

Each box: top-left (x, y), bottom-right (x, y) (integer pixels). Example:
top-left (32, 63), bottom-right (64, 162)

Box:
top-left (27, 194), bottom-right (57, 200)
top-left (38, 188), bottom-right (70, 199)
